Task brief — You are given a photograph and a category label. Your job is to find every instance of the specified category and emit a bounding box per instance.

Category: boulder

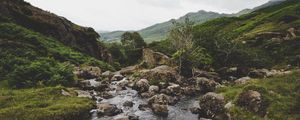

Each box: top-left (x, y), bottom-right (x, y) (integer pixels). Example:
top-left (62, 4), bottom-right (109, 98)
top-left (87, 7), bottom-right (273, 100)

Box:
top-left (190, 107), bottom-right (201, 114)
top-left (143, 48), bottom-right (173, 67)
top-left (199, 92), bottom-right (225, 117)
top-left (101, 71), bottom-right (113, 78)
top-left (140, 65), bottom-right (180, 83)
top-left (166, 84), bottom-right (181, 96)
top-left (115, 115), bottom-right (139, 120)
top-left (234, 77), bottom-right (251, 84)
top-left (237, 90), bottom-right (263, 113)
top-left (74, 66), bottom-right (101, 79)
top-left (111, 74), bottom-right (124, 81)
top-left (195, 77), bottom-right (219, 93)
top-left (99, 92), bottom-right (114, 99)
top-left (78, 80), bottom-right (93, 90)
top-left (193, 69), bottom-right (221, 82)
top-left (141, 92), bottom-right (155, 98)
top-left (148, 94), bottom-right (171, 105)
top-left (97, 103), bottom-right (123, 116)
top-left (149, 85), bottom-right (160, 93)
top-left (117, 78), bottom-right (129, 88)
top-left (138, 104), bottom-right (150, 111)
top-left (61, 89), bottom-right (71, 96)
top-left (151, 104), bottom-right (168, 117)
top-left (181, 86), bottom-right (197, 96)
top-left (74, 90), bottom-right (92, 99)
top-left (123, 101), bottom-right (134, 107)
top-left (248, 69), bottom-right (269, 78)
top-left (134, 79), bottom-right (150, 93)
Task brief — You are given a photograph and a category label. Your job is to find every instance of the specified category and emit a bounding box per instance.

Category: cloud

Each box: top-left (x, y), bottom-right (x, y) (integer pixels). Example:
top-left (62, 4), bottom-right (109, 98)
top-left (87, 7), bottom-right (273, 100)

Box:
top-left (138, 0), bottom-right (181, 9)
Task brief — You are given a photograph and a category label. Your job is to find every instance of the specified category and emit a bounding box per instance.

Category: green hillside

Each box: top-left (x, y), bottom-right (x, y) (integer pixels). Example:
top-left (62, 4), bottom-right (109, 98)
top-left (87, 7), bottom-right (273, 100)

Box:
top-left (192, 0), bottom-right (300, 68)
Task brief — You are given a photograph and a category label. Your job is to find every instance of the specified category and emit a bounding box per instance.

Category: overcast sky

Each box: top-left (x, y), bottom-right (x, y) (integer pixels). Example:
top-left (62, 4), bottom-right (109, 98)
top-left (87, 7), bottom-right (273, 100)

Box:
top-left (24, 0), bottom-right (269, 31)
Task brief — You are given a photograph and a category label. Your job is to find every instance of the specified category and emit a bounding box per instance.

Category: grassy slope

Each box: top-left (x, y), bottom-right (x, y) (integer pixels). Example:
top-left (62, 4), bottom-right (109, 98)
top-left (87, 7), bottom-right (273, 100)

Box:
top-left (193, 0), bottom-right (300, 68)
top-left (217, 69), bottom-right (300, 120)
top-left (0, 87), bottom-right (95, 120)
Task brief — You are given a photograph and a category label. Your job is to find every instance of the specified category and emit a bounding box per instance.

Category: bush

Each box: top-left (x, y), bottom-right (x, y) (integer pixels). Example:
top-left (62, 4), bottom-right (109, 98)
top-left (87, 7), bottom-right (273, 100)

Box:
top-left (8, 58), bottom-right (75, 88)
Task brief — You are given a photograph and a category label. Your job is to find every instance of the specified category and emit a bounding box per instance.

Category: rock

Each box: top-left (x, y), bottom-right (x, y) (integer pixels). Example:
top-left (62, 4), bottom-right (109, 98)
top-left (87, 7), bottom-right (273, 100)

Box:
top-left (111, 74), bottom-right (124, 81)
top-left (97, 103), bottom-right (123, 116)
top-left (134, 79), bottom-right (150, 93)
top-left (115, 115), bottom-right (139, 120)
top-left (78, 80), bottom-right (93, 90)
top-left (117, 78), bottom-right (129, 88)
top-left (123, 101), bottom-right (134, 107)
top-left (181, 86), bottom-right (196, 96)
top-left (160, 89), bottom-right (171, 95)
top-left (149, 85), bottom-right (160, 93)
top-left (166, 84), bottom-right (181, 96)
top-left (193, 69), bottom-right (221, 82)
top-left (248, 69), bottom-right (269, 78)
top-left (74, 66), bottom-right (101, 79)
top-left (74, 90), bottom-right (92, 99)
top-left (140, 65), bottom-right (180, 83)
top-left (195, 77), bottom-right (219, 93)
top-left (199, 118), bottom-right (212, 120)
top-left (138, 104), bottom-right (150, 111)
top-left (61, 89), bottom-right (71, 96)
top-left (102, 71), bottom-right (113, 78)
top-left (141, 92), bottom-right (155, 98)
top-left (234, 77), bottom-right (251, 84)
top-left (151, 104), bottom-right (168, 117)
top-left (99, 92), bottom-right (114, 99)
top-left (224, 102), bottom-right (234, 110)
top-left (190, 107), bottom-right (201, 114)
top-left (237, 90), bottom-right (263, 113)
top-left (119, 65), bottom-right (140, 75)
top-left (199, 92), bottom-right (225, 117)
top-left (94, 81), bottom-right (110, 91)
top-left (143, 48), bottom-right (173, 67)
top-left (148, 94), bottom-right (170, 105)
top-left (217, 67), bottom-right (238, 80)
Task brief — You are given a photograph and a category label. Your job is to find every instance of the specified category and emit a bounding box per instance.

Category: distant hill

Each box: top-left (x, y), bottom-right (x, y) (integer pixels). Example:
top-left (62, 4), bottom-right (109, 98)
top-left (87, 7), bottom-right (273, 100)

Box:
top-left (100, 10), bottom-right (231, 43)
top-left (100, 0), bottom-right (287, 43)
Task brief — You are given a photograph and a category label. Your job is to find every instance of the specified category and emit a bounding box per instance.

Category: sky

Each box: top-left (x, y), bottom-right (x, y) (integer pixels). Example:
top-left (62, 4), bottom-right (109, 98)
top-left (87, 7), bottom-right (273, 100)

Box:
top-left (24, 0), bottom-right (270, 31)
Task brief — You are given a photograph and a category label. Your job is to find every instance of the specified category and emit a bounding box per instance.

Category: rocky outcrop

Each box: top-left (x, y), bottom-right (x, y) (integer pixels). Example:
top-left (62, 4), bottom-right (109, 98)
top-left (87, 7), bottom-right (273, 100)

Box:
top-left (143, 48), bottom-right (173, 67)
top-left (0, 0), bottom-right (112, 61)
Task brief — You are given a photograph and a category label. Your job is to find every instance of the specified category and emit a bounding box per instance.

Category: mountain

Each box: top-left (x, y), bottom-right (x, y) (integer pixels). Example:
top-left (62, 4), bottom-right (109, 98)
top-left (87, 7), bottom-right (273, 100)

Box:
top-left (100, 0), bottom-right (288, 43)
top-left (100, 10), bottom-right (231, 43)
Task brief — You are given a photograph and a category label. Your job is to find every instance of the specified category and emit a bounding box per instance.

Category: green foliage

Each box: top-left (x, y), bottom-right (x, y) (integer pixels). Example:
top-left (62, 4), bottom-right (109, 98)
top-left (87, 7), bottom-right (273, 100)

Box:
top-left (192, 0), bottom-right (300, 68)
top-left (8, 59), bottom-right (74, 88)
top-left (0, 23), bottom-right (114, 88)
top-left (121, 32), bottom-right (146, 49)
top-left (217, 69), bottom-right (300, 119)
top-left (0, 87), bottom-right (95, 120)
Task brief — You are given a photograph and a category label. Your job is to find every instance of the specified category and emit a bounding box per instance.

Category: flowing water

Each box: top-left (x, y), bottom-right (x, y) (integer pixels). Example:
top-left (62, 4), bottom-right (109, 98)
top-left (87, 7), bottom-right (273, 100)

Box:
top-left (88, 79), bottom-right (199, 120)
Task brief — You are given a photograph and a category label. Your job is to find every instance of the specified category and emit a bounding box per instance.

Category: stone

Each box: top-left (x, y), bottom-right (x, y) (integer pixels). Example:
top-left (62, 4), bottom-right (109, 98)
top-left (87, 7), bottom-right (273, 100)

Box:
top-left (123, 101), bottom-right (134, 107)
top-left (134, 79), bottom-right (150, 93)
top-left (167, 84), bottom-right (181, 96)
top-left (149, 85), bottom-right (160, 93)
top-left (111, 74), bottom-right (124, 81)
top-left (97, 103), bottom-right (123, 116)
top-left (148, 94), bottom-right (170, 105)
top-left (237, 90), bottom-right (263, 113)
top-left (138, 104), bottom-right (150, 111)
top-left (181, 86), bottom-right (197, 96)
top-left (190, 107), bottom-right (201, 114)
top-left (74, 66), bottom-right (101, 79)
top-left (75, 90), bottom-right (92, 99)
top-left (248, 69), bottom-right (269, 78)
top-left (117, 78), bottom-right (129, 88)
top-left (151, 104), bottom-right (168, 117)
top-left (199, 92), bottom-right (225, 117)
top-left (61, 89), bottom-right (71, 96)
top-left (234, 77), bottom-right (251, 84)
top-left (140, 65), bottom-right (180, 83)
top-left (195, 77), bottom-right (219, 93)
top-left (101, 71), bottom-right (113, 78)
top-left (143, 48), bottom-right (173, 67)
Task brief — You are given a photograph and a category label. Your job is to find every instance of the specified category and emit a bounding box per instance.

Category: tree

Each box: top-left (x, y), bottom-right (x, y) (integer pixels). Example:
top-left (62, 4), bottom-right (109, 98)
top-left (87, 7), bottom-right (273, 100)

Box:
top-left (168, 18), bottom-right (212, 77)
top-left (121, 32), bottom-right (146, 49)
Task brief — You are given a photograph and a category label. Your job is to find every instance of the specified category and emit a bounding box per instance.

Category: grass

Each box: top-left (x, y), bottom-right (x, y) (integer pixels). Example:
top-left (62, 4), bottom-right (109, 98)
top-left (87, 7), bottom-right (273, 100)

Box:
top-left (217, 69), bottom-right (300, 120)
top-left (0, 86), bottom-right (95, 120)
